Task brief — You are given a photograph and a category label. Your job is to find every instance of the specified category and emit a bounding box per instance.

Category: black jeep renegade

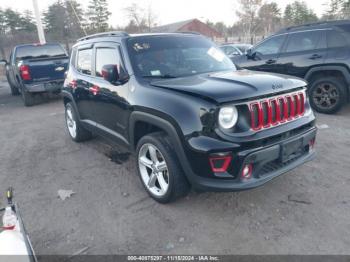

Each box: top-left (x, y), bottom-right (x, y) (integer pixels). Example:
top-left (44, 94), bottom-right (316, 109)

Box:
top-left (62, 32), bottom-right (317, 203)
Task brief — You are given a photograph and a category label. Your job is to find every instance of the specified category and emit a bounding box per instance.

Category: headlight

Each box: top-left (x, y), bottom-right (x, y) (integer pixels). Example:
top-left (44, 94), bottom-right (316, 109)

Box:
top-left (218, 106), bottom-right (238, 129)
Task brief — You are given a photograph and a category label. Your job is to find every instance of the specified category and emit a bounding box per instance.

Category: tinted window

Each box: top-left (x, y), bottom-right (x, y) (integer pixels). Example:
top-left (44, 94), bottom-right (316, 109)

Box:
top-left (15, 44), bottom-right (66, 61)
top-left (221, 46), bottom-right (240, 56)
top-left (285, 31), bottom-right (322, 53)
top-left (254, 35), bottom-right (286, 55)
top-left (127, 35), bottom-right (235, 78)
top-left (327, 29), bottom-right (350, 48)
top-left (95, 48), bottom-right (121, 77)
top-left (77, 49), bottom-right (92, 75)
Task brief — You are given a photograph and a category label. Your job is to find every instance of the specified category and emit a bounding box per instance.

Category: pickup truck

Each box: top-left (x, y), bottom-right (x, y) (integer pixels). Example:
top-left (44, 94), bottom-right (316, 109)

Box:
top-left (0, 43), bottom-right (68, 106)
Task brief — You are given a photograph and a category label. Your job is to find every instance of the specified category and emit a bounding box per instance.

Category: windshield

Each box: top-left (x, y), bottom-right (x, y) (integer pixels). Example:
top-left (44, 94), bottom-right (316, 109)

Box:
top-left (15, 44), bottom-right (67, 61)
top-left (127, 35), bottom-right (235, 78)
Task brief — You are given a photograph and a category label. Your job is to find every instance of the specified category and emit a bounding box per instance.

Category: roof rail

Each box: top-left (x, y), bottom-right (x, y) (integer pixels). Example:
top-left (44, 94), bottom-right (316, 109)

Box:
top-left (77, 31), bottom-right (129, 42)
top-left (178, 31), bottom-right (201, 35)
top-left (283, 20), bottom-right (350, 31)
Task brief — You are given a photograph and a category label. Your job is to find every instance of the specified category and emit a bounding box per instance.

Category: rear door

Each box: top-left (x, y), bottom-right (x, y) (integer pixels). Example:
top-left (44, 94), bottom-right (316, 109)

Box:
top-left (74, 45), bottom-right (97, 123)
top-left (276, 30), bottom-right (327, 78)
top-left (237, 34), bottom-right (287, 72)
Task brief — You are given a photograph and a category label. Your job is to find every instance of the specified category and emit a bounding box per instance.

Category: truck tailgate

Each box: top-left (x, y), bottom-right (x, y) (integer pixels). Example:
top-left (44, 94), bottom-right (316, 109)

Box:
top-left (26, 56), bottom-right (68, 83)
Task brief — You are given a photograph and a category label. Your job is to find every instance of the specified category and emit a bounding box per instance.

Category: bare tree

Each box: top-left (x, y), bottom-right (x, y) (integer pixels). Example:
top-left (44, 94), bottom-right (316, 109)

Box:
top-left (145, 3), bottom-right (158, 31)
top-left (235, 0), bottom-right (263, 39)
top-left (124, 2), bottom-right (158, 33)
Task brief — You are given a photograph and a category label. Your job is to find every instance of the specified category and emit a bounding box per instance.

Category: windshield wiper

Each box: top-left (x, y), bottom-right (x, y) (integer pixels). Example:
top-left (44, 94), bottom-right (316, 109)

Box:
top-left (142, 74), bottom-right (177, 79)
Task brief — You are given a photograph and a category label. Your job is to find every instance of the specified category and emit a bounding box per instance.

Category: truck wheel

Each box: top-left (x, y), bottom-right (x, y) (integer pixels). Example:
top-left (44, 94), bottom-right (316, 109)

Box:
top-left (65, 102), bottom-right (92, 142)
top-left (9, 82), bottom-right (20, 96)
top-left (21, 90), bottom-right (35, 107)
top-left (136, 132), bottom-right (190, 203)
top-left (309, 77), bottom-right (347, 114)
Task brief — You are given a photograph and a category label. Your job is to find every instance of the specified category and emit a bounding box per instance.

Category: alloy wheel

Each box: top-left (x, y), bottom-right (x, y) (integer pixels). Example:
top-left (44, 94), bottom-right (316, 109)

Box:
top-left (138, 143), bottom-right (169, 197)
top-left (312, 82), bottom-right (339, 110)
top-left (66, 107), bottom-right (77, 138)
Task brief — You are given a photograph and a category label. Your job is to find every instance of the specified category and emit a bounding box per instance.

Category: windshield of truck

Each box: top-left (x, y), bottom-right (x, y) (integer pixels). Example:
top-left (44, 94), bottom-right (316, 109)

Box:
top-left (127, 35), bottom-right (236, 78)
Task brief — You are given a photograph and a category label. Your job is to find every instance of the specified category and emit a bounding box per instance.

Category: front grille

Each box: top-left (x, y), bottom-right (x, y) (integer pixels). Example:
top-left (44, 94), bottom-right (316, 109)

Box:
top-left (249, 91), bottom-right (305, 131)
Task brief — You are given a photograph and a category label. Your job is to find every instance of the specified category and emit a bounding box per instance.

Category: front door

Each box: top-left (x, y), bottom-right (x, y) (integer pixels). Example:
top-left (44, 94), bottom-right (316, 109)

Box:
top-left (89, 43), bottom-right (130, 145)
top-left (238, 34), bottom-right (287, 73)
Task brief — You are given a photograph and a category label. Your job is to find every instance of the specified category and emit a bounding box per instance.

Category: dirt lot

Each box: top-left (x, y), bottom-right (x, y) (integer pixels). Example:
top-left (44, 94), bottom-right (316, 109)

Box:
top-left (0, 79), bottom-right (350, 255)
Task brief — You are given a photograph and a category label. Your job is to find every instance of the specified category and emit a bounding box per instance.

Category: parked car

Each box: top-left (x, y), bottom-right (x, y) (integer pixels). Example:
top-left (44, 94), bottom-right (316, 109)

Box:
top-left (232, 43), bottom-right (253, 54)
top-left (233, 20), bottom-right (350, 114)
top-left (220, 44), bottom-right (243, 59)
top-left (62, 31), bottom-right (317, 203)
top-left (0, 43), bottom-right (68, 106)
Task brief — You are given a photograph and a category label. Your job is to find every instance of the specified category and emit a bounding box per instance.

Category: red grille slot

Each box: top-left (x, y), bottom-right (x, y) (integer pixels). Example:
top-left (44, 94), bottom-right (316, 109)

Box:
top-left (299, 92), bottom-right (305, 115)
top-left (286, 95), bottom-right (295, 119)
top-left (250, 102), bottom-right (263, 130)
top-left (249, 91), bottom-right (306, 131)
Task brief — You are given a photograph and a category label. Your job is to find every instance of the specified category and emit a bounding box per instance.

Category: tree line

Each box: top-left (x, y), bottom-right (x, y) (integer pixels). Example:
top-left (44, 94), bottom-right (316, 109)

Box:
top-left (1, 0), bottom-right (350, 57)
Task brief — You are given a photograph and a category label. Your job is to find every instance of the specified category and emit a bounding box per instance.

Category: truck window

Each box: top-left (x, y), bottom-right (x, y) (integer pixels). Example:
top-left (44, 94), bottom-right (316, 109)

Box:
top-left (15, 44), bottom-right (66, 61)
top-left (77, 49), bottom-right (92, 75)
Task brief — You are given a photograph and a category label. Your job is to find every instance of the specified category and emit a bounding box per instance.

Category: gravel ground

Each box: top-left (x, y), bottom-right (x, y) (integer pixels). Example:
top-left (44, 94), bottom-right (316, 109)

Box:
top-left (0, 79), bottom-right (350, 255)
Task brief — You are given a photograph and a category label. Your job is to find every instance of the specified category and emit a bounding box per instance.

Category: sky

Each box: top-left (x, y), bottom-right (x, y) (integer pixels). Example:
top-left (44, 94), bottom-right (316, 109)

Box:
top-left (1, 0), bottom-right (329, 27)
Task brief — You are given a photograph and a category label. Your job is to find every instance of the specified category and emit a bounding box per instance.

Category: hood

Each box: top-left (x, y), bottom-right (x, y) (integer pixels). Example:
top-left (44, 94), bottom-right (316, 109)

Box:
top-left (150, 70), bottom-right (306, 103)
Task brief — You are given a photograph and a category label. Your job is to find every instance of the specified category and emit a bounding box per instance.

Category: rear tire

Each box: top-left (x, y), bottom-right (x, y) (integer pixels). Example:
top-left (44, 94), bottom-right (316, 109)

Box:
top-left (9, 82), bottom-right (20, 96)
top-left (21, 90), bottom-right (35, 107)
top-left (309, 77), bottom-right (347, 114)
top-left (65, 102), bottom-right (92, 142)
top-left (136, 132), bottom-right (190, 203)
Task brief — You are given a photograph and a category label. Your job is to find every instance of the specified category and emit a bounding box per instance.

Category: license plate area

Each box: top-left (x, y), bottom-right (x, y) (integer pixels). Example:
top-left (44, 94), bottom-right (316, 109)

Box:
top-left (280, 137), bottom-right (304, 163)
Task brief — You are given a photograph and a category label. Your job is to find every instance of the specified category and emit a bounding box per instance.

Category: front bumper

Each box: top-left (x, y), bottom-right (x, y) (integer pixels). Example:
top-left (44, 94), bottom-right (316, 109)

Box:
top-left (184, 127), bottom-right (316, 192)
top-left (24, 80), bottom-right (64, 93)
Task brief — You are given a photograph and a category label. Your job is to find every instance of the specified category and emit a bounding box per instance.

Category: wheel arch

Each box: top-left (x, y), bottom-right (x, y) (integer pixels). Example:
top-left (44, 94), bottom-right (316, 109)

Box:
top-left (305, 65), bottom-right (350, 98)
top-left (129, 111), bottom-right (195, 181)
top-left (61, 90), bottom-right (81, 120)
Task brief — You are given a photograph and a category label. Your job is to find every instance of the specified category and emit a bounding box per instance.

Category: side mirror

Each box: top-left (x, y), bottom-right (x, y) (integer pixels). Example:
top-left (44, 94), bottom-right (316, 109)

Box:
top-left (246, 49), bottom-right (255, 59)
top-left (0, 59), bottom-right (8, 66)
top-left (102, 64), bottom-right (129, 85)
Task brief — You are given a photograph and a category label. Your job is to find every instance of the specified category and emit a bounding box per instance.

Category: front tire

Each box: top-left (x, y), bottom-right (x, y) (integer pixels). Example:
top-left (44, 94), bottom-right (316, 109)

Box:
top-left (309, 77), bottom-right (347, 114)
top-left (136, 132), bottom-right (190, 203)
top-left (65, 102), bottom-right (92, 142)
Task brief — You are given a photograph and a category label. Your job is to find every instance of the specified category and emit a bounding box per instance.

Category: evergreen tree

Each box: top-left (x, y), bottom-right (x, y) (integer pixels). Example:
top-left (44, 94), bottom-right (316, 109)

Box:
top-left (87, 0), bottom-right (111, 33)
top-left (283, 1), bottom-right (318, 27)
top-left (4, 8), bottom-right (22, 34)
top-left (43, 0), bottom-right (67, 39)
top-left (65, 0), bottom-right (86, 37)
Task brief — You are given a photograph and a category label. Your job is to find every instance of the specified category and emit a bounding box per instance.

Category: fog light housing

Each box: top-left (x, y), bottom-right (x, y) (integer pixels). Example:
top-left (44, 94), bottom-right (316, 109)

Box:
top-left (241, 164), bottom-right (253, 179)
top-left (209, 155), bottom-right (232, 173)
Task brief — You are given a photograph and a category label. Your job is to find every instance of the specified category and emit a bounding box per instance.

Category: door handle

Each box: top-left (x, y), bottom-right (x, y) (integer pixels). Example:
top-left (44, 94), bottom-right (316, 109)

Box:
top-left (89, 85), bottom-right (100, 95)
top-left (309, 54), bottom-right (322, 60)
top-left (265, 59), bottom-right (276, 64)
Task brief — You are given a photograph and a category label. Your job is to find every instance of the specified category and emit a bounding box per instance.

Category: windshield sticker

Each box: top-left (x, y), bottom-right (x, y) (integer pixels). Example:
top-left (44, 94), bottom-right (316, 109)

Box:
top-left (133, 42), bottom-right (151, 52)
top-left (150, 70), bottom-right (161, 76)
top-left (207, 47), bottom-right (225, 62)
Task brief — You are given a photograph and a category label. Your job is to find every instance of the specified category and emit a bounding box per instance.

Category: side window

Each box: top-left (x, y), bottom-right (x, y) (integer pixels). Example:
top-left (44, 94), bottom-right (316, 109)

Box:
top-left (327, 29), bottom-right (349, 48)
top-left (77, 49), bottom-right (92, 75)
top-left (254, 35), bottom-right (286, 55)
top-left (285, 31), bottom-right (322, 53)
top-left (95, 47), bottom-right (121, 77)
